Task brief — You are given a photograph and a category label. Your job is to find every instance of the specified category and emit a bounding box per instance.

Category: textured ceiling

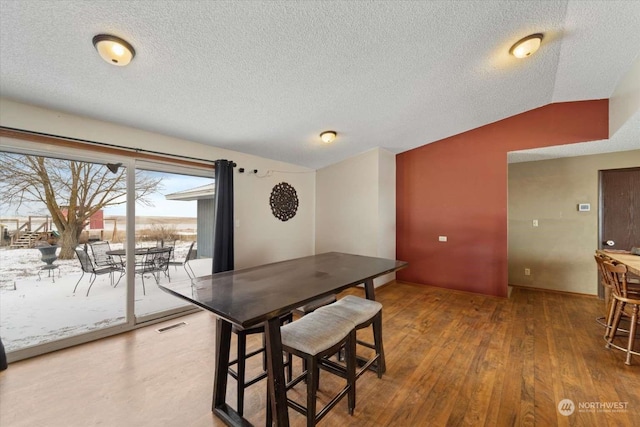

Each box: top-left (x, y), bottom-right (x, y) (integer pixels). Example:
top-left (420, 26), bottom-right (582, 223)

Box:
top-left (0, 1), bottom-right (638, 169)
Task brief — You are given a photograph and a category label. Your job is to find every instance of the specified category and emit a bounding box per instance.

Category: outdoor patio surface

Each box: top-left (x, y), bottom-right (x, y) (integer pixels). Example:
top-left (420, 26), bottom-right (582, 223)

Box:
top-left (0, 243), bottom-right (211, 353)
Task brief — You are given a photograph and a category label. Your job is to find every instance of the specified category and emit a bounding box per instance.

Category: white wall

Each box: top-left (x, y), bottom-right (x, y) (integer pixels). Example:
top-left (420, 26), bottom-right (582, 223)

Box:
top-left (610, 55), bottom-right (640, 137)
top-left (0, 98), bottom-right (316, 269)
top-left (315, 148), bottom-right (396, 286)
top-left (377, 148), bottom-right (396, 280)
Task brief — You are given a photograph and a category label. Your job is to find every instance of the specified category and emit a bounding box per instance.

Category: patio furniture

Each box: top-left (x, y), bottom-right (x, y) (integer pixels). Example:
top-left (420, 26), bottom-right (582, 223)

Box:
top-left (152, 246), bottom-right (173, 281)
top-left (182, 241), bottom-right (197, 279)
top-left (157, 239), bottom-right (180, 270)
top-left (89, 241), bottom-right (125, 272)
top-left (133, 247), bottom-right (172, 295)
top-left (35, 242), bottom-right (60, 283)
top-left (73, 245), bottom-right (125, 296)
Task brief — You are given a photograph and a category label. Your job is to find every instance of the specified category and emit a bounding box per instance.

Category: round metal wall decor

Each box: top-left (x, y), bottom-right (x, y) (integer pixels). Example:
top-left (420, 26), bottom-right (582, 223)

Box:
top-left (270, 182), bottom-right (299, 221)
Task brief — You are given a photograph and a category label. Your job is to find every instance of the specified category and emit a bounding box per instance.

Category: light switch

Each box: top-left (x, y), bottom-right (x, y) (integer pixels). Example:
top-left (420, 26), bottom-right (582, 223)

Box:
top-left (532, 219), bottom-right (538, 227)
top-left (438, 236), bottom-right (447, 242)
top-left (235, 219), bottom-right (240, 228)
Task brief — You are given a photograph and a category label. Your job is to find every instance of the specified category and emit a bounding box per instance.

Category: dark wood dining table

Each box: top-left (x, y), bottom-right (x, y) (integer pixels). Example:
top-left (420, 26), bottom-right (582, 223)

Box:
top-left (157, 251), bottom-right (408, 427)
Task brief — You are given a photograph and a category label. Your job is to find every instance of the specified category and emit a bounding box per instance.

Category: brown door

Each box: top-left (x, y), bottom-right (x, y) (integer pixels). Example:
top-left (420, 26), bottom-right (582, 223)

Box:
top-left (599, 167), bottom-right (640, 296)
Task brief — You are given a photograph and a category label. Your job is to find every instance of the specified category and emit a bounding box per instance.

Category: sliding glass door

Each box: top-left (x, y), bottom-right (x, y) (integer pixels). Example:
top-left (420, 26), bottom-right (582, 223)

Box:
top-left (0, 149), bottom-right (128, 356)
top-left (0, 140), bottom-right (214, 361)
top-left (132, 162), bottom-right (214, 321)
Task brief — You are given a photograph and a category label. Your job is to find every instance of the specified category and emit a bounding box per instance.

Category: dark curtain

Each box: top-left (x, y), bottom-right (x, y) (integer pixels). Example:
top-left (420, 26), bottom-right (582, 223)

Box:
top-left (0, 337), bottom-right (7, 370)
top-left (212, 159), bottom-right (235, 273)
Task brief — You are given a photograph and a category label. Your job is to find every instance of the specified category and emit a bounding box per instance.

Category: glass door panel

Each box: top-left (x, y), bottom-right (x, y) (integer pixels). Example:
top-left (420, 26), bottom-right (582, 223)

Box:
top-left (0, 151), bottom-right (127, 353)
top-left (133, 166), bottom-right (213, 319)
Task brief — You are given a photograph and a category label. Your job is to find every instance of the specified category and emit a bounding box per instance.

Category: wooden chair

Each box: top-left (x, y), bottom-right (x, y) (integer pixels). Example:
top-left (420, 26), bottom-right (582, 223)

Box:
top-left (596, 254), bottom-right (640, 339)
top-left (315, 295), bottom-right (385, 378)
top-left (270, 310), bottom-right (357, 426)
top-left (603, 261), bottom-right (640, 365)
top-left (595, 254), bottom-right (618, 337)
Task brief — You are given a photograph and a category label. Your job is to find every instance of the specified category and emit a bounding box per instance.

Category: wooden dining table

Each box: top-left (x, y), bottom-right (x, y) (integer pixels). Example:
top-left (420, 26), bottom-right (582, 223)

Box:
top-left (157, 251), bottom-right (408, 427)
top-left (596, 249), bottom-right (640, 276)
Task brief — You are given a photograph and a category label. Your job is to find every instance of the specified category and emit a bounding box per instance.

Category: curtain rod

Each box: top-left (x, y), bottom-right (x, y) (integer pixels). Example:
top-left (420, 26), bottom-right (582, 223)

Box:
top-left (0, 126), bottom-right (216, 167)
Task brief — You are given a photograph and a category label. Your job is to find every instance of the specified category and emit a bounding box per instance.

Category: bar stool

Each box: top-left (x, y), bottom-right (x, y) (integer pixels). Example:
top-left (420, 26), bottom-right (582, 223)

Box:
top-left (228, 313), bottom-right (292, 417)
top-left (603, 261), bottom-right (640, 365)
top-left (272, 310), bottom-right (357, 426)
top-left (315, 295), bottom-right (385, 378)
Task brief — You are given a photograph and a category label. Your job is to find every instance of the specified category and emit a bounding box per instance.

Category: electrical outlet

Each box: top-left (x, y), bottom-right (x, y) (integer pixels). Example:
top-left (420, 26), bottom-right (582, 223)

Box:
top-left (524, 268), bottom-right (531, 276)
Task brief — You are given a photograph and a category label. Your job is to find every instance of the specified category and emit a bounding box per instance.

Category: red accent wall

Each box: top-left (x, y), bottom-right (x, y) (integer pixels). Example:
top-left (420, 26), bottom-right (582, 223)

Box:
top-left (396, 100), bottom-right (608, 297)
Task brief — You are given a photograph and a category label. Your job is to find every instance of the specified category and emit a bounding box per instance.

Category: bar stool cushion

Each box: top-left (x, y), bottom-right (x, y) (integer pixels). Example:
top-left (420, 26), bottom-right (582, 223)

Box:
top-left (281, 311), bottom-right (355, 356)
top-left (317, 295), bottom-right (382, 326)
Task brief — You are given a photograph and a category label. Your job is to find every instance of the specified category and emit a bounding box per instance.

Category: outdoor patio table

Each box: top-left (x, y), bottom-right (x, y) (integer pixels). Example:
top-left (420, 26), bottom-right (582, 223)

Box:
top-left (106, 247), bottom-right (167, 257)
top-left (106, 246), bottom-right (168, 267)
top-left (157, 251), bottom-right (407, 427)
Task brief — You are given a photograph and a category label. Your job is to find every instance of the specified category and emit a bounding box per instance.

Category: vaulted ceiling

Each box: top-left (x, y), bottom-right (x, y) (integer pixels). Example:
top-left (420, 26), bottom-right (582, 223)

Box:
top-left (1, 1), bottom-right (638, 169)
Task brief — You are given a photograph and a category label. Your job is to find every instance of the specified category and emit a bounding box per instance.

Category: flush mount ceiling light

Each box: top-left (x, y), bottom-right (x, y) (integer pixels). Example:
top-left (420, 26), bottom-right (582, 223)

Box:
top-left (320, 130), bottom-right (337, 144)
top-left (93, 34), bottom-right (135, 66)
top-left (509, 33), bottom-right (543, 59)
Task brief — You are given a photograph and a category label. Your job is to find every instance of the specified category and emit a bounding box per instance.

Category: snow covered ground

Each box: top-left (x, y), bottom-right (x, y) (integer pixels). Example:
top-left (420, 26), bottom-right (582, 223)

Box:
top-left (0, 242), bottom-right (211, 353)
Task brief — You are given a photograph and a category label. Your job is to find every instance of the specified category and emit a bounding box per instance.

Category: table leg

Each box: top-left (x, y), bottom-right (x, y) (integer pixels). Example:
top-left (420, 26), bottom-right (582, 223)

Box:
top-left (364, 278), bottom-right (376, 300)
top-left (363, 278), bottom-right (386, 374)
top-left (265, 317), bottom-right (289, 427)
top-left (213, 318), bottom-right (231, 411)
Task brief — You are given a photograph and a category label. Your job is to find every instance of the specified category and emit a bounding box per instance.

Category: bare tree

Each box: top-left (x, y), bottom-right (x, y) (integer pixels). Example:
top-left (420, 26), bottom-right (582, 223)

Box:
top-left (0, 154), bottom-right (162, 259)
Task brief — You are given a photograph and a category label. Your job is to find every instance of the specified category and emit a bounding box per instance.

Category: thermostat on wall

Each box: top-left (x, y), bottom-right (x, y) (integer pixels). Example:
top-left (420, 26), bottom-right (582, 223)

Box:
top-left (577, 203), bottom-right (590, 212)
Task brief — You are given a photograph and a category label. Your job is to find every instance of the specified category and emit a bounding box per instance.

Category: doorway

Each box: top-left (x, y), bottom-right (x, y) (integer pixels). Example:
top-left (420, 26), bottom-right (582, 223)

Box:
top-left (598, 167), bottom-right (640, 297)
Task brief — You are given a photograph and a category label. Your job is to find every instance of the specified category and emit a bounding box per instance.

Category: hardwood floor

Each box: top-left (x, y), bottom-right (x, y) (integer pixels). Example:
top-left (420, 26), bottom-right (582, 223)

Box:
top-left (1, 282), bottom-right (638, 426)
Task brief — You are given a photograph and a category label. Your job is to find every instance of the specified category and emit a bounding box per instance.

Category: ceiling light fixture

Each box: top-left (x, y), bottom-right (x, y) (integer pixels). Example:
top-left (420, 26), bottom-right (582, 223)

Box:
top-left (509, 33), bottom-right (543, 59)
top-left (320, 131), bottom-right (337, 144)
top-left (93, 34), bottom-right (135, 66)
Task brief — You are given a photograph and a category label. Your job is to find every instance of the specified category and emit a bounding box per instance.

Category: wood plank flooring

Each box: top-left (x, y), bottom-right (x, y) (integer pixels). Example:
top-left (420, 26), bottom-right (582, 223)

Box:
top-left (0, 282), bottom-right (638, 426)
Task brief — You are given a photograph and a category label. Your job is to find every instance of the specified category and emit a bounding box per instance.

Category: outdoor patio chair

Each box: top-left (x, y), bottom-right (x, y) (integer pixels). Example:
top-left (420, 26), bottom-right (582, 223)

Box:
top-left (134, 247), bottom-right (172, 295)
top-left (157, 239), bottom-right (180, 270)
top-left (73, 245), bottom-right (125, 296)
top-left (152, 246), bottom-right (172, 281)
top-left (165, 239), bottom-right (177, 269)
top-left (89, 240), bottom-right (125, 273)
top-left (133, 248), bottom-right (155, 296)
top-left (183, 241), bottom-right (197, 279)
